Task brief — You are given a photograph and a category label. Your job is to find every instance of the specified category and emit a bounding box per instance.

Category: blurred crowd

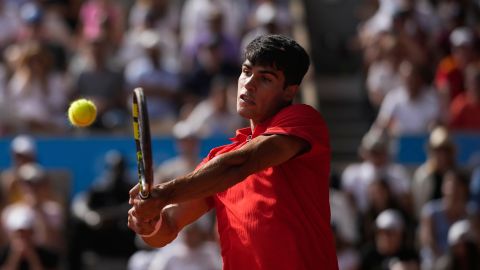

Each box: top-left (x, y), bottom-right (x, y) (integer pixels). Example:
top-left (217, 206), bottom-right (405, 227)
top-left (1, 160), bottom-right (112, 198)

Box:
top-left (331, 0), bottom-right (480, 270)
top-left (0, 0), bottom-right (294, 136)
top-left (1, 0), bottom-right (480, 270)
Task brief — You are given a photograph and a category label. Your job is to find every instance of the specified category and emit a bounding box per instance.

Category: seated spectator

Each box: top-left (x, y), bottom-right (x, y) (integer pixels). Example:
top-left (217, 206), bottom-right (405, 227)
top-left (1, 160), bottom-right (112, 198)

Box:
top-left (360, 179), bottom-right (403, 246)
top-left (9, 163), bottom-right (64, 251)
top-left (69, 150), bottom-right (137, 270)
top-left (332, 224), bottom-right (360, 270)
top-left (449, 62), bottom-right (480, 131)
top-left (0, 135), bottom-right (38, 206)
top-left (435, 27), bottom-right (478, 107)
top-left (147, 214), bottom-right (221, 270)
top-left (419, 169), bottom-right (470, 268)
top-left (375, 60), bottom-right (442, 135)
top-left (120, 4), bottom-right (180, 73)
top-left (240, 2), bottom-right (286, 53)
top-left (360, 209), bottom-right (419, 270)
top-left (181, 5), bottom-right (240, 72)
top-left (341, 128), bottom-right (411, 213)
top-left (78, 0), bottom-right (124, 48)
top-left (1, 42), bottom-right (69, 133)
top-left (180, 37), bottom-right (237, 104)
top-left (16, 2), bottom-right (70, 73)
top-left (175, 75), bottom-right (244, 138)
top-left (124, 29), bottom-right (180, 133)
top-left (70, 36), bottom-right (127, 130)
top-left (412, 126), bottom-right (457, 216)
top-left (0, 204), bottom-right (60, 270)
top-left (433, 219), bottom-right (480, 270)
top-left (365, 34), bottom-right (405, 108)
top-left (154, 124), bottom-right (201, 184)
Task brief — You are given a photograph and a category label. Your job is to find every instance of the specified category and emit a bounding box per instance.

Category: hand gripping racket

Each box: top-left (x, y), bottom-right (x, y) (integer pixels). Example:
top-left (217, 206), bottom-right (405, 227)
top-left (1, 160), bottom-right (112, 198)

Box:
top-left (132, 87), bottom-right (153, 199)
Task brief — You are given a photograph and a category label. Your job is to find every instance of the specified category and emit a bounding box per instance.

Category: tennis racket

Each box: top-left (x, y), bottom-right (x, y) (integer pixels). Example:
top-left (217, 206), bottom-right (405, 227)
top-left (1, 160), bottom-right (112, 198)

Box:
top-left (132, 87), bottom-right (153, 199)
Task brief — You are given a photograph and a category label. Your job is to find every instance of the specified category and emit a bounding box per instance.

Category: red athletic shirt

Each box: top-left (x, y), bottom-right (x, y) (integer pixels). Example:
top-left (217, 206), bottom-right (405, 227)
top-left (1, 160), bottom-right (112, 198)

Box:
top-left (204, 104), bottom-right (338, 270)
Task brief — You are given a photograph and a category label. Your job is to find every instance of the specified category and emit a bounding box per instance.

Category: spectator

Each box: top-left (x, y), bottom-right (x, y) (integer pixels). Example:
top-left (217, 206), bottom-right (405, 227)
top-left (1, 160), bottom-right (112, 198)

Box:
top-left (147, 215), bottom-right (221, 270)
top-left (1, 42), bottom-right (69, 133)
top-left (69, 150), bottom-right (137, 270)
top-left (16, 2), bottom-right (70, 72)
top-left (433, 219), bottom-right (480, 270)
top-left (360, 209), bottom-right (418, 270)
top-left (0, 135), bottom-right (37, 206)
top-left (375, 60), bottom-right (442, 135)
top-left (449, 62), bottom-right (480, 131)
top-left (181, 5), bottom-right (240, 71)
top-left (365, 34), bottom-right (406, 108)
top-left (9, 163), bottom-right (65, 251)
top-left (341, 128), bottom-right (411, 213)
top-left (154, 124), bottom-right (201, 184)
top-left (0, 204), bottom-right (60, 270)
top-left (124, 29), bottom-right (180, 133)
top-left (419, 169), bottom-right (470, 268)
top-left (120, 4), bottom-right (180, 73)
top-left (175, 75), bottom-right (244, 138)
top-left (180, 0), bottom-right (247, 49)
top-left (412, 126), bottom-right (457, 215)
top-left (332, 223), bottom-right (360, 270)
top-left (70, 36), bottom-right (127, 130)
top-left (78, 0), bottom-right (124, 48)
top-left (435, 27), bottom-right (478, 107)
top-left (240, 1), bottom-right (289, 54)
top-left (180, 36), bottom-right (237, 104)
top-left (360, 179), bottom-right (403, 246)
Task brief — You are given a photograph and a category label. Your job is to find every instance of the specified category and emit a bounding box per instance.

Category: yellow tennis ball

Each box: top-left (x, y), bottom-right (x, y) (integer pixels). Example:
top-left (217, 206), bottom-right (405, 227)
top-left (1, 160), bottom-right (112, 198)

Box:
top-left (68, 99), bottom-right (97, 127)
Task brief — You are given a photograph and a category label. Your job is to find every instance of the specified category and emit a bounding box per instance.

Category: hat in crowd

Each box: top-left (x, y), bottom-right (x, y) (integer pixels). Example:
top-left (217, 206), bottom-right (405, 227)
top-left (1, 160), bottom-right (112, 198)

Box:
top-left (172, 122), bottom-right (198, 140)
top-left (450, 27), bottom-right (474, 47)
top-left (428, 126), bottom-right (454, 150)
top-left (448, 219), bottom-right (473, 246)
top-left (2, 204), bottom-right (35, 232)
top-left (11, 135), bottom-right (37, 156)
top-left (361, 128), bottom-right (389, 152)
top-left (255, 2), bottom-right (277, 25)
top-left (18, 162), bottom-right (46, 184)
top-left (376, 209), bottom-right (405, 231)
top-left (20, 2), bottom-right (43, 24)
top-left (138, 30), bottom-right (161, 50)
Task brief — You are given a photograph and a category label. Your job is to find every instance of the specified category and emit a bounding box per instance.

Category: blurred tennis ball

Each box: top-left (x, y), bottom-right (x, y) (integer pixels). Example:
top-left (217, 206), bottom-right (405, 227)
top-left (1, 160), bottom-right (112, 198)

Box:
top-left (68, 99), bottom-right (97, 127)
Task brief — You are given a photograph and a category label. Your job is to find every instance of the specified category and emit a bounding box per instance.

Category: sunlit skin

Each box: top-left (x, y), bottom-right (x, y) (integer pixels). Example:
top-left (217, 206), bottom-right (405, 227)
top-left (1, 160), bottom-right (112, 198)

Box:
top-left (237, 60), bottom-right (298, 130)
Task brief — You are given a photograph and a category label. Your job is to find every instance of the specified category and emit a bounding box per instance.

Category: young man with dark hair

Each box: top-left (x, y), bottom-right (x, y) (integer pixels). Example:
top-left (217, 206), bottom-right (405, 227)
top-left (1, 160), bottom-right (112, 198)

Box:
top-left (128, 34), bottom-right (338, 270)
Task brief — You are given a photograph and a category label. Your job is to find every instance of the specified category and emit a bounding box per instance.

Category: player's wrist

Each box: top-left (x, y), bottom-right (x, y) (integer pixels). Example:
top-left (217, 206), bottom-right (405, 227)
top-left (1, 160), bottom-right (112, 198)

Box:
top-left (151, 184), bottom-right (170, 211)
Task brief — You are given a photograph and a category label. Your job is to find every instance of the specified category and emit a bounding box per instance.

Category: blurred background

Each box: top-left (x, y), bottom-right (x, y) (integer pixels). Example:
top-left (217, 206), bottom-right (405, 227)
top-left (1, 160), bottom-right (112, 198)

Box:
top-left (0, 0), bottom-right (480, 269)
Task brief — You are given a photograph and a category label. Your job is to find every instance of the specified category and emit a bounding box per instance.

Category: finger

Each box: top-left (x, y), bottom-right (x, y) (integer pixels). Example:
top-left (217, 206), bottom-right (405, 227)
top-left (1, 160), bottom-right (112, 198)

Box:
top-left (129, 184), bottom-right (140, 204)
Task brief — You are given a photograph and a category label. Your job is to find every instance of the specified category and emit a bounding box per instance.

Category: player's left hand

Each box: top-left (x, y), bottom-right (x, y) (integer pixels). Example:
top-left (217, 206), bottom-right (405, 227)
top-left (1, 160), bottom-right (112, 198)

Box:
top-left (127, 206), bottom-right (160, 236)
top-left (129, 184), bottom-right (166, 222)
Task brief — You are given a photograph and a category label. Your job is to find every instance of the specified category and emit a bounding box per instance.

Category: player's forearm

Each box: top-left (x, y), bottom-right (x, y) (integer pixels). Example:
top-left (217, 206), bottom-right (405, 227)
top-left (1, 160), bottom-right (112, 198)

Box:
top-left (153, 150), bottom-right (254, 205)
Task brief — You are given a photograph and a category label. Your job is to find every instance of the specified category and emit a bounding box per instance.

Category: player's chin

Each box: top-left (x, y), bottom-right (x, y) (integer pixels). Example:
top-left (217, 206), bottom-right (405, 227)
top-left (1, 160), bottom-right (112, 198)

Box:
top-left (237, 107), bottom-right (254, 119)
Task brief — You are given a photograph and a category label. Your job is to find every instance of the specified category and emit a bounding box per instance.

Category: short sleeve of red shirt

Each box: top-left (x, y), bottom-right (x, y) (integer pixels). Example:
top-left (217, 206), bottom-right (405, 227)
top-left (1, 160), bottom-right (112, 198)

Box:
top-left (211, 104), bottom-right (338, 270)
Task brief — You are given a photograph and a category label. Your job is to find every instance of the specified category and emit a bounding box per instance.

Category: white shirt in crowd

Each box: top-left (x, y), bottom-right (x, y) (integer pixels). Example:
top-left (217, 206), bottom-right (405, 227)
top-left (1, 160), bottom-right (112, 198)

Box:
top-left (377, 85), bottom-right (441, 135)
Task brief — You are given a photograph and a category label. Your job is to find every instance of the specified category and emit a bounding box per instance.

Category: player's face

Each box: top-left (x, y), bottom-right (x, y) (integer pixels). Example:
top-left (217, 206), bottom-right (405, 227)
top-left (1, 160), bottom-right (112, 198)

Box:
top-left (237, 60), bottom-right (295, 125)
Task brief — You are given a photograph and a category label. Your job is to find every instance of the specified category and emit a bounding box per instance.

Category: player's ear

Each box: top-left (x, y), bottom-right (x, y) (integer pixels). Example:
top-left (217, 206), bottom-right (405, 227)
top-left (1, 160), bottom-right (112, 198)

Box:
top-left (283, 85), bottom-right (299, 102)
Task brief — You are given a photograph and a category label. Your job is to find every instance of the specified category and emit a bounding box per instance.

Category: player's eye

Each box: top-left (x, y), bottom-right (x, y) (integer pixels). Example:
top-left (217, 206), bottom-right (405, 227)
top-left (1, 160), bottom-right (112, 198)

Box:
top-left (242, 67), bottom-right (252, 76)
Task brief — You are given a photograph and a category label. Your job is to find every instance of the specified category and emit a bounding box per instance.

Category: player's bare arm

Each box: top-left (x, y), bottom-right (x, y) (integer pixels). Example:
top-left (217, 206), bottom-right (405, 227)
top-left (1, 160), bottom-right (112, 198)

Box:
top-left (129, 133), bottom-right (309, 221)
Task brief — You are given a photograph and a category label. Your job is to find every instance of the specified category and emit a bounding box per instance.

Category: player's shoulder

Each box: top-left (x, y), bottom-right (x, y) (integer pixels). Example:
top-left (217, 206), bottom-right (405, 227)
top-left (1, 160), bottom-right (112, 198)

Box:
top-left (273, 104), bottom-right (325, 123)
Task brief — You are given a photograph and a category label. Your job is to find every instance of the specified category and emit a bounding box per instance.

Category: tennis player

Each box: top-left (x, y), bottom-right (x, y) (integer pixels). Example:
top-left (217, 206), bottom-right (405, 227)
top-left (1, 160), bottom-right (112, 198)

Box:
top-left (128, 34), bottom-right (338, 270)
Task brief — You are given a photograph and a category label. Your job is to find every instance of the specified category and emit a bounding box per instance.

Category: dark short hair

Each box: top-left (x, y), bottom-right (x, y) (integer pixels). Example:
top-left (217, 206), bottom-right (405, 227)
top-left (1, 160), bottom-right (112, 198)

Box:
top-left (244, 34), bottom-right (310, 86)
